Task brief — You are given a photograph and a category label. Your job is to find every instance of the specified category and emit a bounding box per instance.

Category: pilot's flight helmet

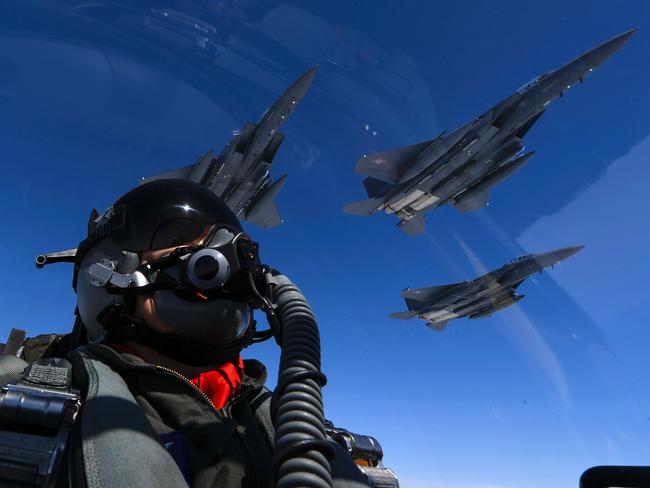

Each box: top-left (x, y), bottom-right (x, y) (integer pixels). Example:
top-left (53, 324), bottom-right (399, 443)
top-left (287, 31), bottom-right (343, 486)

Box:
top-left (74, 180), bottom-right (256, 363)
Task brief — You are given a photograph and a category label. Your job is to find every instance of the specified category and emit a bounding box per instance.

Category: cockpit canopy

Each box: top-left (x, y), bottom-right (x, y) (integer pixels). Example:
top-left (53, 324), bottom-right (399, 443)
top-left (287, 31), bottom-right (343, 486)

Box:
top-left (515, 74), bottom-right (549, 94)
top-left (510, 254), bottom-right (533, 264)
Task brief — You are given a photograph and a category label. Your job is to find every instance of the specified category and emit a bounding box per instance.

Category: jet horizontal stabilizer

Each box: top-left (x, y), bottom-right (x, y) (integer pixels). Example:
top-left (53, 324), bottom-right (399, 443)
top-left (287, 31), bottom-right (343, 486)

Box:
top-left (388, 310), bottom-right (419, 320)
top-left (343, 198), bottom-right (381, 216)
top-left (397, 213), bottom-right (426, 236)
top-left (355, 138), bottom-right (434, 183)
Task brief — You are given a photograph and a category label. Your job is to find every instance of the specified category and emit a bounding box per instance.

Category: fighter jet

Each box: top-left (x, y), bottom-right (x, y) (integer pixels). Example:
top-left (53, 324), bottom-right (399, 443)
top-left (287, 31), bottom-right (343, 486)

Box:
top-left (142, 65), bottom-right (318, 228)
top-left (389, 245), bottom-right (584, 330)
top-left (344, 29), bottom-right (636, 235)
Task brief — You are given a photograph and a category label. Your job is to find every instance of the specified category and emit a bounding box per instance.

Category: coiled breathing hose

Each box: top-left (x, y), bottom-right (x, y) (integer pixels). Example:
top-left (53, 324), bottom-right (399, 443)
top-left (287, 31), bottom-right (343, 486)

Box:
top-left (263, 273), bottom-right (334, 488)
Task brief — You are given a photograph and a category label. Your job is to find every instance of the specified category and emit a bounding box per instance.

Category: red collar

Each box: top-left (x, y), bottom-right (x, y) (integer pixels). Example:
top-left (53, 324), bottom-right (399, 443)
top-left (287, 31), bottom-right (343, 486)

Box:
top-left (189, 357), bottom-right (244, 409)
top-left (109, 343), bottom-right (244, 410)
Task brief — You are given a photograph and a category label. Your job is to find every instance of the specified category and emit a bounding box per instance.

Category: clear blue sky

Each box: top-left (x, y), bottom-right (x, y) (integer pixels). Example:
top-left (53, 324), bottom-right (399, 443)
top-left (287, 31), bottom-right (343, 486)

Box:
top-left (0, 1), bottom-right (649, 487)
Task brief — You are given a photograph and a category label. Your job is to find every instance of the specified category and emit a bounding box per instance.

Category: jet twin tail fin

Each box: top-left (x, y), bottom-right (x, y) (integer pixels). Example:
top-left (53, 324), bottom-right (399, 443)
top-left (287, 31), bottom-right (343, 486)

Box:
top-left (363, 177), bottom-right (395, 198)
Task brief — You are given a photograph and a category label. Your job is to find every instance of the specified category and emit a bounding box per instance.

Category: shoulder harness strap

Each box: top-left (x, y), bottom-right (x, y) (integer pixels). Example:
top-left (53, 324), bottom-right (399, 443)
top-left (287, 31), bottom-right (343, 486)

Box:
top-left (67, 347), bottom-right (189, 488)
top-left (0, 358), bottom-right (81, 487)
top-left (248, 387), bottom-right (274, 447)
top-left (0, 328), bottom-right (27, 358)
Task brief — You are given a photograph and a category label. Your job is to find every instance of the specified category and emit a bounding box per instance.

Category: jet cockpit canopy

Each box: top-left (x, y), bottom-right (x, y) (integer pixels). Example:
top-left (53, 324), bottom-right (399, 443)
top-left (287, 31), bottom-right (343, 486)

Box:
top-left (515, 74), bottom-right (549, 94)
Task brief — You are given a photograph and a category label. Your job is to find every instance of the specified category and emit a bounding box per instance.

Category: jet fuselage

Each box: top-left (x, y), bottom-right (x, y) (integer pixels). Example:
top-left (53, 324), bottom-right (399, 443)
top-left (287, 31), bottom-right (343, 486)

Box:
top-left (344, 29), bottom-right (636, 235)
top-left (391, 246), bottom-right (584, 329)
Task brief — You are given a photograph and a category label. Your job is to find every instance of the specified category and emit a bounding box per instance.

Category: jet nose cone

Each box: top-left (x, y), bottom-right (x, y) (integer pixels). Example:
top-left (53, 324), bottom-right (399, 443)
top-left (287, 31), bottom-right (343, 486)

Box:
top-left (555, 245), bottom-right (585, 261)
top-left (288, 65), bottom-right (319, 100)
top-left (534, 245), bottom-right (585, 268)
top-left (582, 28), bottom-right (638, 68)
top-left (302, 64), bottom-right (319, 83)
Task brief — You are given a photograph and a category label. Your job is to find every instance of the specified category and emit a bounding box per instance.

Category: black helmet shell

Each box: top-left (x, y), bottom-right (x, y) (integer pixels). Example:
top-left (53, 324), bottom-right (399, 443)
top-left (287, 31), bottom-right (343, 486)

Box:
top-left (109, 179), bottom-right (242, 252)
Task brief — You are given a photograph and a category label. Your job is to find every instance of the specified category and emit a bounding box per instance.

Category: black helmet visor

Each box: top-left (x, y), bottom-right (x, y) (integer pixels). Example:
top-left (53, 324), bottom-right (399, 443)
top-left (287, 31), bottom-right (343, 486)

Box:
top-left (109, 180), bottom-right (242, 252)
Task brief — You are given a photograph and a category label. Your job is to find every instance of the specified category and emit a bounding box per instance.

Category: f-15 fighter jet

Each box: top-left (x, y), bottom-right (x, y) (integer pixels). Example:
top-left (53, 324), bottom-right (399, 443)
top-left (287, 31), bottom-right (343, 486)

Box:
top-left (389, 246), bottom-right (584, 331)
top-left (344, 29), bottom-right (636, 235)
top-left (142, 65), bottom-right (318, 229)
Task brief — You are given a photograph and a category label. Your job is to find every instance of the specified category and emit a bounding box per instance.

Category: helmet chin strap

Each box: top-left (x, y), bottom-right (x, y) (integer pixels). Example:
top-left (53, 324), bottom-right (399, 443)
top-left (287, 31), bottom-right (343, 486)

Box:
top-left (97, 302), bottom-right (254, 367)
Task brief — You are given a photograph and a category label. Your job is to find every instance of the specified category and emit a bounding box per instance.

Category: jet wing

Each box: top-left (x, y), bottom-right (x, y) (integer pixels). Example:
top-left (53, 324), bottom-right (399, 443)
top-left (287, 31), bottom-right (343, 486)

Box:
top-left (402, 284), bottom-right (459, 310)
top-left (355, 138), bottom-right (435, 183)
top-left (403, 281), bottom-right (484, 311)
top-left (141, 147), bottom-right (220, 189)
top-left (140, 164), bottom-right (193, 185)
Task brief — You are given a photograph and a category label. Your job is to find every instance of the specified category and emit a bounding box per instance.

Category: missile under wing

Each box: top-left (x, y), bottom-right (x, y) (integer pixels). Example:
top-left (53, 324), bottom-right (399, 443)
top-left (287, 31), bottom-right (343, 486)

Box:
top-left (142, 65), bottom-right (318, 229)
top-left (389, 245), bottom-right (584, 330)
top-left (344, 29), bottom-right (636, 235)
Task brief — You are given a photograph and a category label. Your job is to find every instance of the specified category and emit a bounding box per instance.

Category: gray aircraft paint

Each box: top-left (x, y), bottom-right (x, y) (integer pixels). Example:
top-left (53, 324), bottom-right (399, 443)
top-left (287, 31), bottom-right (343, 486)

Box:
top-left (389, 246), bottom-right (584, 330)
top-left (142, 65), bottom-right (318, 229)
top-left (344, 29), bottom-right (636, 235)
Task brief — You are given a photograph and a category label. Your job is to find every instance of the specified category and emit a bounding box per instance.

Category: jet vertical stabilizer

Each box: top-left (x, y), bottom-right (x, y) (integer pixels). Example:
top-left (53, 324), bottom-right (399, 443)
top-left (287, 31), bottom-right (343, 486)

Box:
top-left (363, 177), bottom-right (395, 198)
